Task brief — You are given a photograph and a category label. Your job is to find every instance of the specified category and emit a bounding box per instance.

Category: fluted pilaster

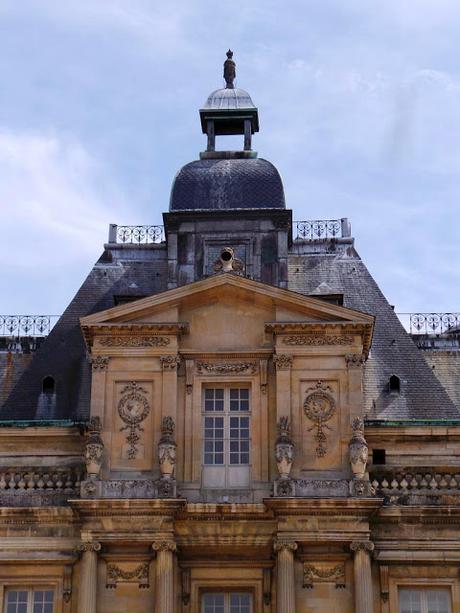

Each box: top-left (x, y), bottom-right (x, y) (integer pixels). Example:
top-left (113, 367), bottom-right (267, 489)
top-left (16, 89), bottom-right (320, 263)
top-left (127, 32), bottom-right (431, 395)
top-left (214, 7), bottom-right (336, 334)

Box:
top-left (274, 539), bottom-right (297, 613)
top-left (351, 541), bottom-right (374, 613)
top-left (77, 541), bottom-right (101, 613)
top-left (152, 539), bottom-right (177, 613)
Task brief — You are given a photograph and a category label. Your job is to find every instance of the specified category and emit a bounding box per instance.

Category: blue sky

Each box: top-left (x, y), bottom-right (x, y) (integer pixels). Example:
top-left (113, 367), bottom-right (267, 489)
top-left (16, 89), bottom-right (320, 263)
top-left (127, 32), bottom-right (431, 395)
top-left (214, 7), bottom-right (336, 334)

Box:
top-left (1, 0), bottom-right (459, 316)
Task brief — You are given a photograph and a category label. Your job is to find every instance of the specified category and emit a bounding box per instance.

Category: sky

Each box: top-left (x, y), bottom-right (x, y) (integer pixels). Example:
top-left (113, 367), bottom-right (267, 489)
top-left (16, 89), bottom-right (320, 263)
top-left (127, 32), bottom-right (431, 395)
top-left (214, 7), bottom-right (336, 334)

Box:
top-left (1, 0), bottom-right (459, 317)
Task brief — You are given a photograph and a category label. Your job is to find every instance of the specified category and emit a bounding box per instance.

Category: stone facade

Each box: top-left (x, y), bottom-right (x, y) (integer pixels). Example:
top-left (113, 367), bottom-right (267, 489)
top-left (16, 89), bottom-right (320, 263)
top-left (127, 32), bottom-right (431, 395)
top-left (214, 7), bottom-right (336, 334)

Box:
top-left (1, 55), bottom-right (460, 613)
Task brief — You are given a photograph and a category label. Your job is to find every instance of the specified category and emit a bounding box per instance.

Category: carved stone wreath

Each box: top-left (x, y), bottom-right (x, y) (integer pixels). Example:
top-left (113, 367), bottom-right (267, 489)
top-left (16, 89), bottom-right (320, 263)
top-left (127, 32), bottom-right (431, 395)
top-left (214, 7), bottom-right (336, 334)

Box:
top-left (303, 381), bottom-right (336, 458)
top-left (118, 382), bottom-right (150, 459)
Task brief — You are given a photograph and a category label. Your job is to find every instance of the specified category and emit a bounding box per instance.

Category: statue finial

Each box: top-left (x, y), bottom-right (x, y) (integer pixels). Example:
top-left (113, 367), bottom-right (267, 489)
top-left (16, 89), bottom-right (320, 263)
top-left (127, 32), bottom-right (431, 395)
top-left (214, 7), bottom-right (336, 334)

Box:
top-left (224, 49), bottom-right (236, 89)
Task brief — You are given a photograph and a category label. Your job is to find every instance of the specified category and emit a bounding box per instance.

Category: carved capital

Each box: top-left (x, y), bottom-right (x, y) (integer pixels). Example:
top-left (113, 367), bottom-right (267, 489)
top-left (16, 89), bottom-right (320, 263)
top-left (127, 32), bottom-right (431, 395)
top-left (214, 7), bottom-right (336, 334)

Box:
top-left (273, 354), bottom-right (293, 370)
top-left (90, 355), bottom-right (110, 371)
top-left (350, 541), bottom-right (374, 554)
top-left (160, 355), bottom-right (180, 370)
top-left (76, 541), bottom-right (101, 554)
top-left (273, 539), bottom-right (297, 554)
top-left (152, 540), bottom-right (177, 553)
top-left (345, 353), bottom-right (365, 368)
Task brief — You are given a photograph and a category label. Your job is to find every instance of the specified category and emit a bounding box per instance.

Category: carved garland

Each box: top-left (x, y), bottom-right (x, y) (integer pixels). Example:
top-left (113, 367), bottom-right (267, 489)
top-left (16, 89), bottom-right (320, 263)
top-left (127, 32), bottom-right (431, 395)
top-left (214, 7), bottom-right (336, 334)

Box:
top-left (303, 381), bottom-right (336, 458)
top-left (99, 336), bottom-right (170, 347)
top-left (118, 382), bottom-right (150, 459)
top-left (196, 361), bottom-right (257, 374)
top-left (106, 563), bottom-right (150, 589)
top-left (283, 335), bottom-right (353, 346)
top-left (303, 563), bottom-right (345, 589)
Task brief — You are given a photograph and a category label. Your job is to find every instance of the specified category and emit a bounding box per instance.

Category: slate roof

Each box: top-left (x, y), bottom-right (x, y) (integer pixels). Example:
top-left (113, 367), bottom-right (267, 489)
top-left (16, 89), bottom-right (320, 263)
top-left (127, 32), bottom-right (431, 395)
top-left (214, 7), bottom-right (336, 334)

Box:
top-left (1, 231), bottom-right (458, 422)
top-left (0, 248), bottom-right (168, 420)
top-left (289, 241), bottom-right (460, 420)
top-left (169, 158), bottom-right (285, 211)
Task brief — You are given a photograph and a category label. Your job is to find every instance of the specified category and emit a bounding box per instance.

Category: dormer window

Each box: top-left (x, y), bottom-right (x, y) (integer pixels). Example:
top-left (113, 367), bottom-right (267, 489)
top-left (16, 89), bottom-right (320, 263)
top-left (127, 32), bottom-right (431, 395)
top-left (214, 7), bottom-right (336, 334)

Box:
top-left (42, 376), bottom-right (55, 395)
top-left (388, 375), bottom-right (401, 394)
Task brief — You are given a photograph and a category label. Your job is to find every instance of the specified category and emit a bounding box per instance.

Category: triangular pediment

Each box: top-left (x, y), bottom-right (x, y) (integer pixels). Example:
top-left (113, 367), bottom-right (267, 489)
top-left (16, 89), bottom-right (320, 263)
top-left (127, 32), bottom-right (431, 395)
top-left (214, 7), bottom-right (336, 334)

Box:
top-left (80, 273), bottom-right (373, 328)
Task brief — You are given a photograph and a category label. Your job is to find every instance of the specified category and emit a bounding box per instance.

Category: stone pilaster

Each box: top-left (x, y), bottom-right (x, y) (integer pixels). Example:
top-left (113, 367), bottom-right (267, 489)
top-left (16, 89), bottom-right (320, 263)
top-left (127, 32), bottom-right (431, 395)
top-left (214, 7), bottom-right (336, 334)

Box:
top-left (152, 539), bottom-right (177, 613)
top-left (350, 541), bottom-right (374, 613)
top-left (274, 539), bottom-right (297, 613)
top-left (76, 541), bottom-right (101, 613)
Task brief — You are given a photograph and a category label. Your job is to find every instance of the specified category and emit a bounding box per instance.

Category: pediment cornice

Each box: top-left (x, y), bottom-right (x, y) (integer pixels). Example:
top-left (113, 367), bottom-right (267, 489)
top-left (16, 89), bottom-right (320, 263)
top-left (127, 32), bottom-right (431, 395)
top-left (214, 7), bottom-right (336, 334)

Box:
top-left (82, 322), bottom-right (189, 348)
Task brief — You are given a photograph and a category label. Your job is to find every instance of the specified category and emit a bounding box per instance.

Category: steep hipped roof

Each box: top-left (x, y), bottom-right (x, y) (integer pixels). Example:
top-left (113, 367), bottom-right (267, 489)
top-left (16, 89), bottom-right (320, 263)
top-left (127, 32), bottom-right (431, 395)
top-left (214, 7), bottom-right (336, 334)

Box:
top-left (2, 236), bottom-right (457, 422)
top-left (288, 245), bottom-right (459, 420)
top-left (0, 250), bottom-right (168, 420)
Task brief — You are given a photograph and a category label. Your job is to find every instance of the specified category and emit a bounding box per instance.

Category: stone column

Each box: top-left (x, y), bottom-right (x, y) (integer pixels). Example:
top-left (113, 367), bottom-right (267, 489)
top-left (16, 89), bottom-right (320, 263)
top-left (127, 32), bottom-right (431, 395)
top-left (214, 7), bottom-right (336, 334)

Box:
top-left (274, 539), bottom-right (297, 613)
top-left (77, 541), bottom-right (101, 613)
top-left (351, 541), bottom-right (375, 613)
top-left (152, 539), bottom-right (177, 613)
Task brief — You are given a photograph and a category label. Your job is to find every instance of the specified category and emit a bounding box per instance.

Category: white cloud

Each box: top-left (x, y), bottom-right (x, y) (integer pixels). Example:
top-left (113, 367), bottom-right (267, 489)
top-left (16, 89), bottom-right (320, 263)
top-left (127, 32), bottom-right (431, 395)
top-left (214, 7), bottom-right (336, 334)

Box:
top-left (0, 129), bottom-right (126, 266)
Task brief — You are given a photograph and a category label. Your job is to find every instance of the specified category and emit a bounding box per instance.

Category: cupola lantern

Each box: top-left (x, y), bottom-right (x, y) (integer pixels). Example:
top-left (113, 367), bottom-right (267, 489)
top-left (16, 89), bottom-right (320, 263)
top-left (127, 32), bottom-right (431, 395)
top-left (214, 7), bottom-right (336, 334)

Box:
top-left (199, 51), bottom-right (259, 158)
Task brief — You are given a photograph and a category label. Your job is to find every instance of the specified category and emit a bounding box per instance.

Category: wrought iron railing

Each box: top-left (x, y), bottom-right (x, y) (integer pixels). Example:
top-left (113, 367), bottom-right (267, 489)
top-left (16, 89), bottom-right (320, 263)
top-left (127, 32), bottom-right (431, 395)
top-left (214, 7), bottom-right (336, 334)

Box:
top-left (293, 218), bottom-right (351, 240)
top-left (398, 313), bottom-right (460, 335)
top-left (109, 224), bottom-right (165, 244)
top-left (0, 315), bottom-right (59, 337)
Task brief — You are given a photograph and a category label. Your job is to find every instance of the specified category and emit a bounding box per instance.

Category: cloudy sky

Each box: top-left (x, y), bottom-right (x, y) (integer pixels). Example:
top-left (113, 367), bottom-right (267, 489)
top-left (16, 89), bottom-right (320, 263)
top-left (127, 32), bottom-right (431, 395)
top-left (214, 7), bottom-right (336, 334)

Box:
top-left (1, 0), bottom-right (459, 318)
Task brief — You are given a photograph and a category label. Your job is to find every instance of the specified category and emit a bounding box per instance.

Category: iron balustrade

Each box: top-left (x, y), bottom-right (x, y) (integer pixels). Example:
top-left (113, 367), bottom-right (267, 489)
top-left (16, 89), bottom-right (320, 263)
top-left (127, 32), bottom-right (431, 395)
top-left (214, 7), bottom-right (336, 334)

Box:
top-left (0, 315), bottom-right (59, 337)
top-left (110, 224), bottom-right (165, 244)
top-left (397, 313), bottom-right (460, 335)
top-left (293, 218), bottom-right (350, 240)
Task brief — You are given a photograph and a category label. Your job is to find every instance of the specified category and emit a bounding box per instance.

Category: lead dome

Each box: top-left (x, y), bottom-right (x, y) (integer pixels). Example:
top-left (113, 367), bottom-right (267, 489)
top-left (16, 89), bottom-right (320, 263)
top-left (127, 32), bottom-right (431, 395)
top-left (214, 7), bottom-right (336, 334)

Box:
top-left (169, 158), bottom-right (285, 211)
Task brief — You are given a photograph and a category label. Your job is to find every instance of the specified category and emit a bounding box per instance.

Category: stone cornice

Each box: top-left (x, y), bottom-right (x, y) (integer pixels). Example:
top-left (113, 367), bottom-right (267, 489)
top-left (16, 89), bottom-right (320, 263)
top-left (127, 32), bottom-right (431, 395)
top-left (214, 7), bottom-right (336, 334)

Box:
top-left (264, 497), bottom-right (382, 518)
top-left (265, 321), bottom-right (373, 356)
top-left (69, 498), bottom-right (186, 519)
top-left (82, 322), bottom-right (188, 348)
top-left (375, 505), bottom-right (460, 525)
top-left (180, 350), bottom-right (273, 360)
top-left (365, 425), bottom-right (460, 442)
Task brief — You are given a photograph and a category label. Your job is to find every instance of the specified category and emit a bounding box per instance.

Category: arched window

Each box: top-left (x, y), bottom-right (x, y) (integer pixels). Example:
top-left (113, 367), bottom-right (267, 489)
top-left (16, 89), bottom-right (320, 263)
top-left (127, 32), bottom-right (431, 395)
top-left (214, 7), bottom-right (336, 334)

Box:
top-left (388, 375), bottom-right (400, 394)
top-left (42, 376), bottom-right (55, 395)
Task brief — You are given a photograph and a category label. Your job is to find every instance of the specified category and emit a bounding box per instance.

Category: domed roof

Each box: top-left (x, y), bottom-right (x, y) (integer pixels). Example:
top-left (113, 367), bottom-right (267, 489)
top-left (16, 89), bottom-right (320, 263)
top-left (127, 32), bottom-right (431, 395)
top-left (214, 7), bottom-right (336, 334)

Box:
top-left (202, 87), bottom-right (256, 111)
top-left (169, 158), bottom-right (285, 211)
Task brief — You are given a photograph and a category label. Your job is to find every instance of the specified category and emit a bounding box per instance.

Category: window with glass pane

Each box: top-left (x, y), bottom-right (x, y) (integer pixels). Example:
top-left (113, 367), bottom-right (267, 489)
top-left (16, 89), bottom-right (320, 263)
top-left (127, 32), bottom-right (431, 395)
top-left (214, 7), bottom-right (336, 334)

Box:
top-left (399, 588), bottom-right (451, 613)
top-left (202, 387), bottom-right (251, 488)
top-left (202, 592), bottom-right (251, 613)
top-left (5, 589), bottom-right (54, 613)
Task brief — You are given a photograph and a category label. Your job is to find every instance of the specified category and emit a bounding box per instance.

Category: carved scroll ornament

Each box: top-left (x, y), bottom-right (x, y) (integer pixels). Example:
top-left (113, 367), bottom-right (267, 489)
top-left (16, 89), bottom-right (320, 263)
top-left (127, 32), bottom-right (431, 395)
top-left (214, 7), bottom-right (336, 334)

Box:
top-left (303, 381), bottom-right (336, 458)
top-left (99, 336), bottom-right (170, 347)
top-left (196, 361), bottom-right (257, 374)
top-left (118, 382), bottom-right (150, 459)
top-left (283, 335), bottom-right (353, 346)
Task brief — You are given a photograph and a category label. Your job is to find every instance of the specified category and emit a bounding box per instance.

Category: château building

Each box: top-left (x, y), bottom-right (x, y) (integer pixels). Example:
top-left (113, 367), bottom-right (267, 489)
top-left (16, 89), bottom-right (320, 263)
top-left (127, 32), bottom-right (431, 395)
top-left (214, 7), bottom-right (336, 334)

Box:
top-left (1, 52), bottom-right (460, 613)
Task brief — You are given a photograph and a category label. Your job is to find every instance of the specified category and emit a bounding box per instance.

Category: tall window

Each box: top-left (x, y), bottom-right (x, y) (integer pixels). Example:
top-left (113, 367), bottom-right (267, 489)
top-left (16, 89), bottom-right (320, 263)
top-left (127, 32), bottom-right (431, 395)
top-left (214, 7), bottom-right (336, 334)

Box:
top-left (399, 588), bottom-right (451, 613)
top-left (5, 589), bottom-right (54, 613)
top-left (202, 387), bottom-right (251, 488)
top-left (202, 592), bottom-right (252, 613)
